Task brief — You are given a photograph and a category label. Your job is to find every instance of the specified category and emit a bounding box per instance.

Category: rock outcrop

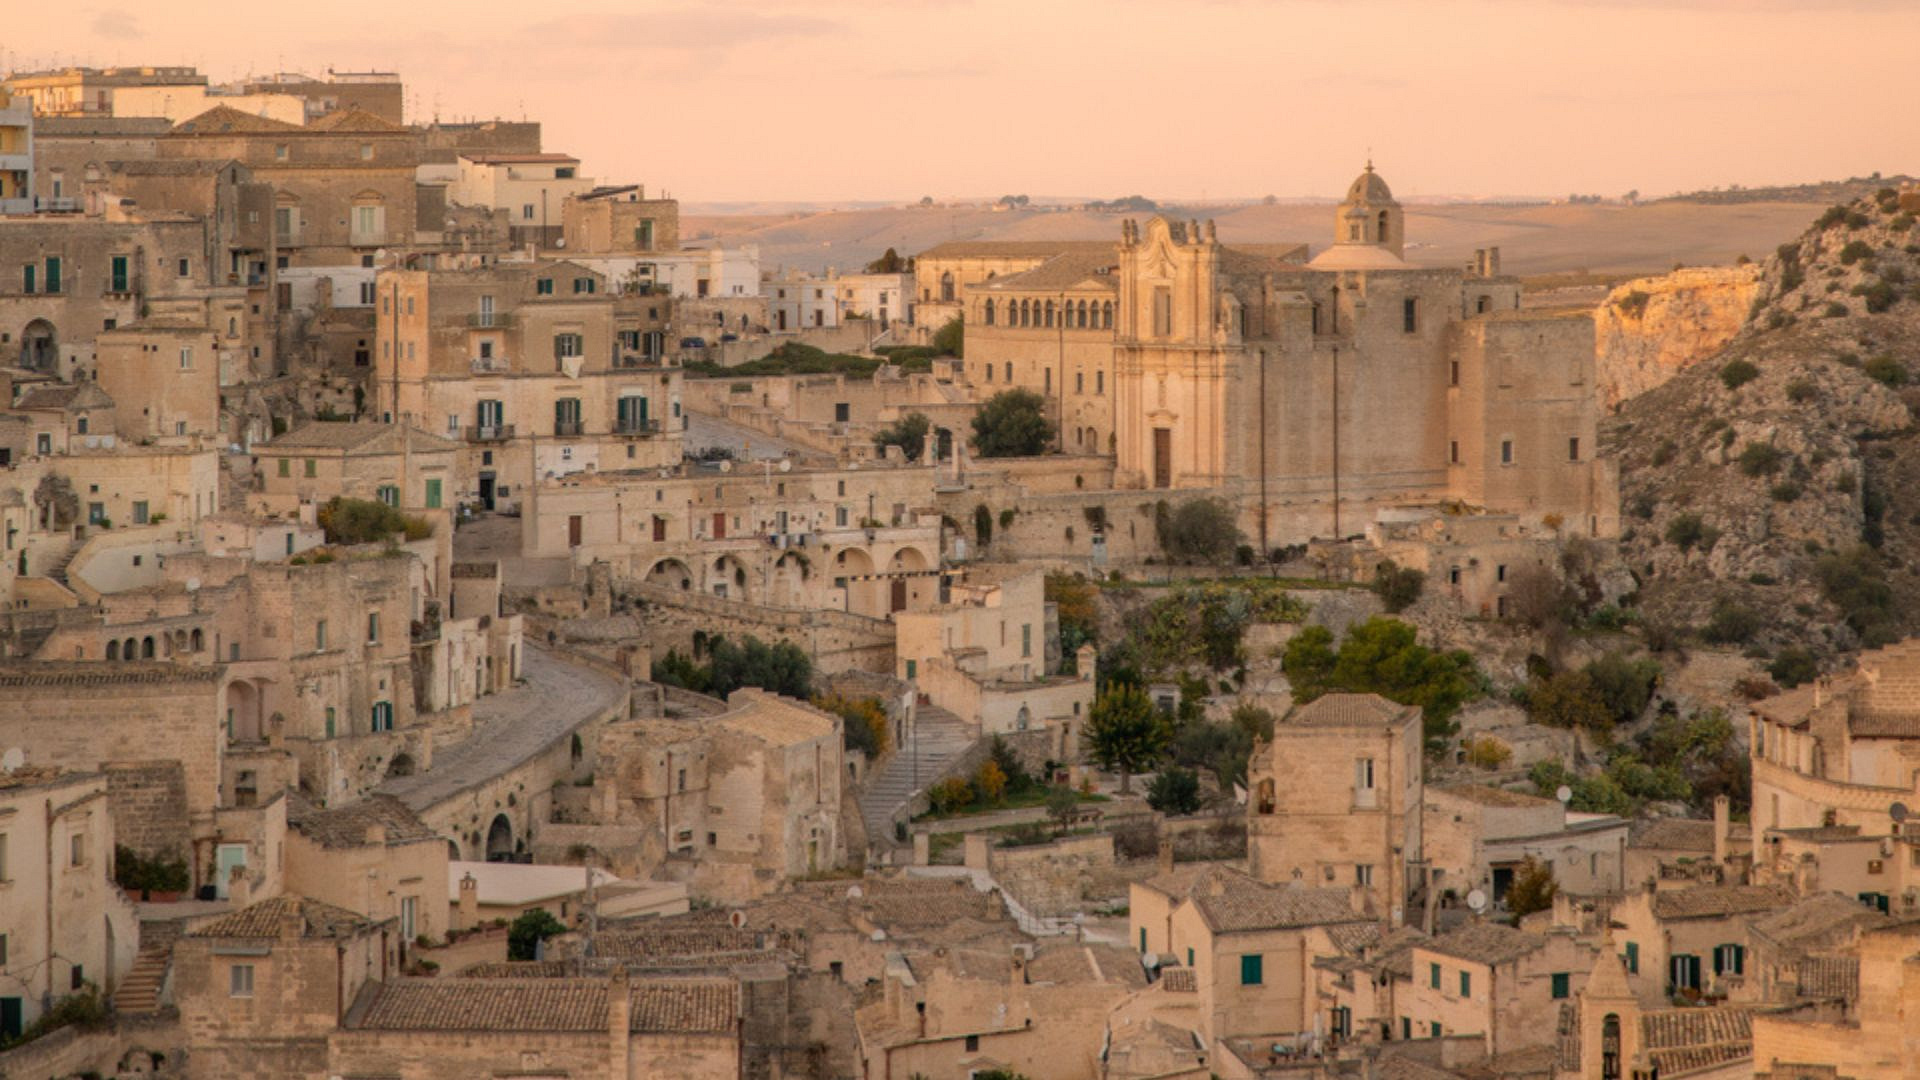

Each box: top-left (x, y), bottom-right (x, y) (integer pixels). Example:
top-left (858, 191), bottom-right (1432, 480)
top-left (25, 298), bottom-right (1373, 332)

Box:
top-left (1604, 187), bottom-right (1920, 655)
top-left (1594, 266), bottom-right (1763, 410)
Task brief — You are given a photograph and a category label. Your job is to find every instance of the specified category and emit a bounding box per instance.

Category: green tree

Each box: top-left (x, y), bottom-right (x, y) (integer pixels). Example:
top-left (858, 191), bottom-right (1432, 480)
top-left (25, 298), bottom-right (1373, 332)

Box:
top-left (970, 389), bottom-right (1054, 457)
top-left (1045, 785), bottom-right (1081, 833)
top-left (1526, 670), bottom-right (1613, 731)
top-left (974, 503), bottom-right (993, 547)
top-left (1768, 647), bottom-right (1819, 688)
top-left (1086, 683), bottom-right (1171, 794)
top-left (865, 247), bottom-right (906, 273)
top-left (317, 496), bottom-right (431, 545)
top-left (508, 909), bottom-right (567, 961)
top-left (873, 411), bottom-right (932, 461)
top-left (1158, 498), bottom-right (1242, 565)
top-left (1285, 618), bottom-right (1480, 752)
top-left (932, 316), bottom-right (964, 358)
top-left (1146, 766), bottom-right (1203, 814)
top-left (1371, 560), bottom-right (1426, 613)
top-left (1584, 652), bottom-right (1661, 725)
top-left (1505, 857), bottom-right (1558, 920)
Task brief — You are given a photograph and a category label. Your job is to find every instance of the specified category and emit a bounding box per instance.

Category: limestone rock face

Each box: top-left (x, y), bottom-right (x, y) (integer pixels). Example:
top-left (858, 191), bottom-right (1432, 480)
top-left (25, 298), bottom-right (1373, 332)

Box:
top-left (1594, 266), bottom-right (1763, 410)
top-left (1604, 188), bottom-right (1920, 653)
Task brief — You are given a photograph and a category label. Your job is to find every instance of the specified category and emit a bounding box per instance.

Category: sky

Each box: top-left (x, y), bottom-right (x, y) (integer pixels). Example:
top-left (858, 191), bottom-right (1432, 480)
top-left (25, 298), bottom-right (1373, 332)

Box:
top-left (5, 0), bottom-right (1918, 204)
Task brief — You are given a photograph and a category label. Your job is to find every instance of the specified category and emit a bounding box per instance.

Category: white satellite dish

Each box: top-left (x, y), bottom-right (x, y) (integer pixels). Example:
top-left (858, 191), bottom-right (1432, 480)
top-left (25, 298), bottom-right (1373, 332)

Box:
top-left (778, 458), bottom-right (793, 473)
top-left (1, 748), bottom-right (23, 773)
top-left (1892, 802), bottom-right (1910, 823)
top-left (718, 460), bottom-right (733, 473)
top-left (1142, 952), bottom-right (1160, 969)
top-left (1556, 785), bottom-right (1573, 805)
top-left (1466, 888), bottom-right (1488, 913)
top-left (846, 884), bottom-right (863, 900)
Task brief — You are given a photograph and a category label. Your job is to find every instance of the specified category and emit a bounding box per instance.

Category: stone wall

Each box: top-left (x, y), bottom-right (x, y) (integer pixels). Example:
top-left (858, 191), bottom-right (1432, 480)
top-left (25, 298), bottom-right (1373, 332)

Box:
top-left (0, 1013), bottom-right (182, 1080)
top-left (964, 831), bottom-right (1118, 918)
top-left (105, 761), bottom-right (192, 862)
top-left (618, 579), bottom-right (895, 674)
top-left (1593, 265), bottom-right (1762, 410)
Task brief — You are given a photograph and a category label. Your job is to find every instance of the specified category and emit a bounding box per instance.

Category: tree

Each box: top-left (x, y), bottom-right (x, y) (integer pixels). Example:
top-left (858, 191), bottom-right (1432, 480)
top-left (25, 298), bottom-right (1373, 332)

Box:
top-left (1371, 560), bottom-right (1426, 613)
top-left (1504, 563), bottom-right (1576, 629)
top-left (1527, 670), bottom-right (1613, 732)
top-left (815, 693), bottom-right (889, 756)
top-left (317, 496), bottom-right (431, 545)
top-left (1146, 766), bottom-right (1203, 814)
top-left (970, 389), bottom-right (1054, 458)
top-left (975, 759), bottom-right (1008, 804)
top-left (932, 316), bottom-right (964, 358)
top-left (1158, 498), bottom-right (1242, 564)
top-left (1505, 857), bottom-right (1558, 920)
top-left (865, 247), bottom-right (906, 274)
top-left (1045, 785), bottom-right (1080, 833)
top-left (1583, 652), bottom-right (1661, 725)
top-left (1086, 683), bottom-right (1171, 793)
top-left (873, 412), bottom-right (932, 461)
top-left (508, 909), bottom-right (567, 961)
top-left (1283, 618), bottom-right (1480, 752)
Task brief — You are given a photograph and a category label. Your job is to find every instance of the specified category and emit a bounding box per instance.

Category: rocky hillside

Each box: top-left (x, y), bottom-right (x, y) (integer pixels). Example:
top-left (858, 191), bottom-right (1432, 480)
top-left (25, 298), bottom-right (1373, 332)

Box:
top-left (1605, 187), bottom-right (1920, 657)
top-left (1594, 266), bottom-right (1762, 409)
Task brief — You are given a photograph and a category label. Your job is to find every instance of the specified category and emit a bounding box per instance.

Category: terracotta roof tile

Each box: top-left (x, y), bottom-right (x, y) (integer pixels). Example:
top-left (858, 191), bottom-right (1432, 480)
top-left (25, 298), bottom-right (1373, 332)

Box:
top-left (189, 895), bottom-right (377, 940)
top-left (355, 978), bottom-right (607, 1033)
top-left (1629, 818), bottom-right (1716, 852)
top-left (1143, 866), bottom-right (1367, 933)
top-left (1640, 1006), bottom-right (1753, 1075)
top-left (288, 794), bottom-right (438, 849)
top-left (1288, 693), bottom-right (1419, 729)
top-left (1651, 884), bottom-right (1795, 921)
top-left (1419, 922), bottom-right (1546, 968)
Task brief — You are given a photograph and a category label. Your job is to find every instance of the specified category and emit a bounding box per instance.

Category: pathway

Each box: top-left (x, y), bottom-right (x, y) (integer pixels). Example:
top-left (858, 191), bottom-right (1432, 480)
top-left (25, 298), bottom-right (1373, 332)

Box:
top-left (857, 704), bottom-right (976, 846)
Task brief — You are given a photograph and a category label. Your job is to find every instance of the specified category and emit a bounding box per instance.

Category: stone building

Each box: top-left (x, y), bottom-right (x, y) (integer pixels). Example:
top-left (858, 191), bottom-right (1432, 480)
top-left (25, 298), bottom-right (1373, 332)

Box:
top-left (0, 87), bottom-right (32, 214)
top-left (1401, 921), bottom-right (1595, 1053)
top-left (1247, 693), bottom-right (1425, 923)
top-left (285, 793), bottom-right (449, 952)
top-left (1750, 922), bottom-right (1920, 1080)
top-left (911, 239), bottom-right (1119, 338)
top-left (25, 116), bottom-right (171, 208)
top-left (158, 105), bottom-right (419, 268)
top-left (1129, 864), bottom-right (1372, 1047)
top-left (0, 767), bottom-right (141, 1039)
top-left (1422, 783), bottom-right (1629, 906)
top-left (1610, 882), bottom-right (1797, 1001)
top-left (1562, 942), bottom-right (1765, 1080)
top-left (3, 66), bottom-right (206, 118)
top-left (249, 421), bottom-right (460, 516)
top-left (372, 258), bottom-right (680, 513)
top-left (233, 71), bottom-right (404, 125)
top-left (448, 153), bottom-right (592, 248)
top-left (561, 184), bottom-right (680, 255)
top-left (1749, 640), bottom-right (1920, 914)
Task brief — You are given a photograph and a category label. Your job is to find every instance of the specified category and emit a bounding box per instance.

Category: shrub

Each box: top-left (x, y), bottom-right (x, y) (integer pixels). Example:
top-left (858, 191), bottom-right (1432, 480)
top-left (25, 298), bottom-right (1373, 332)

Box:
top-left (1718, 358), bottom-right (1760, 390)
top-left (815, 693), bottom-right (890, 757)
top-left (1736, 442), bottom-right (1786, 477)
top-left (1156, 497), bottom-right (1242, 564)
top-left (1816, 205), bottom-right (1850, 229)
top-left (929, 777), bottom-right (975, 814)
top-left (1702, 599), bottom-right (1761, 645)
top-left (1370, 559), bottom-right (1426, 613)
top-left (1527, 670), bottom-right (1613, 731)
top-left (113, 845), bottom-right (190, 896)
top-left (1784, 378), bottom-right (1817, 403)
top-left (974, 504), bottom-right (993, 546)
top-left (1814, 544), bottom-right (1897, 645)
top-left (1464, 735), bottom-right (1513, 769)
top-left (508, 909), bottom-right (567, 961)
top-left (974, 759), bottom-right (1008, 804)
top-left (1855, 281), bottom-right (1898, 314)
top-left (315, 497), bottom-right (431, 546)
top-left (1839, 239), bottom-right (1875, 265)
top-left (931, 317), bottom-right (964, 357)
top-left (1865, 353), bottom-right (1907, 386)
top-left (1769, 482), bottom-right (1802, 502)
top-left (970, 389), bottom-right (1054, 457)
top-left (872, 412), bottom-right (931, 461)
top-left (1768, 647), bottom-right (1820, 688)
top-left (1824, 301), bottom-right (1849, 318)
top-left (1585, 651), bottom-right (1662, 724)
top-left (1650, 439), bottom-right (1676, 466)
top-left (1506, 858), bottom-right (1558, 919)
top-left (1146, 766), bottom-right (1203, 815)
top-left (1665, 513), bottom-right (1706, 551)
top-left (1616, 290), bottom-right (1651, 317)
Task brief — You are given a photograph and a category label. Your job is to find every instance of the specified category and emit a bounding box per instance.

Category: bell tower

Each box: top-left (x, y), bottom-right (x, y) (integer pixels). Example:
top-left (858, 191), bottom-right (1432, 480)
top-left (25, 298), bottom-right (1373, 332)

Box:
top-left (1333, 161), bottom-right (1403, 258)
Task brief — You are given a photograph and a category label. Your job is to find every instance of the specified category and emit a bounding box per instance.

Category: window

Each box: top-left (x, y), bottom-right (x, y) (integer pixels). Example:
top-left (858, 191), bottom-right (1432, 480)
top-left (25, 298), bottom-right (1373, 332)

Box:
top-left (132, 501), bottom-right (148, 525)
top-left (1240, 954), bottom-right (1263, 986)
top-left (1569, 436), bottom-right (1581, 461)
top-left (1401, 1018), bottom-right (1411, 1040)
top-left (905, 659), bottom-right (917, 680)
top-left (1501, 440), bottom-right (1514, 465)
top-left (1355, 758), bottom-right (1375, 789)
top-left (71, 965), bottom-right (85, 990)
top-left (554, 333), bottom-right (583, 360)
top-left (110, 255), bottom-right (129, 292)
top-left (277, 458), bottom-right (290, 478)
top-left (69, 832), bottom-right (86, 867)
top-left (304, 459), bottom-right (317, 478)
top-left (376, 485), bottom-right (398, 507)
top-left (1355, 864), bottom-right (1373, 886)
top-left (1623, 942), bottom-right (1639, 974)
top-left (177, 258), bottom-right (190, 278)
top-left (0, 933), bottom-right (7, 965)
top-left (1139, 927), bottom-right (1147, 951)
top-left (371, 701), bottom-right (394, 732)
top-left (964, 1035), bottom-right (979, 1053)
top-left (45, 257), bottom-right (61, 294)
top-left (1449, 440), bottom-right (1460, 465)
top-left (400, 895), bottom-right (416, 941)
top-left (1670, 954), bottom-right (1701, 992)
top-left (88, 502), bottom-right (105, 525)
top-left (1449, 360), bottom-right (1460, 386)
top-left (179, 346), bottom-right (193, 369)
top-left (359, 281), bottom-right (376, 305)
top-left (522, 204), bottom-right (535, 220)
top-left (360, 143), bottom-right (373, 161)
top-left (1459, 970), bottom-right (1471, 997)
top-left (315, 620), bottom-right (328, 651)
top-left (274, 143), bottom-right (289, 160)
top-left (0, 834), bottom-right (8, 881)
top-left (1403, 297), bottom-right (1418, 333)
top-left (1712, 943), bottom-right (1744, 976)
top-left (1552, 972), bottom-right (1570, 999)
top-left (229, 963), bottom-right (255, 998)
top-left (21, 264), bottom-right (33, 294)
top-left (1429, 962), bottom-right (1441, 989)
top-left (1021, 624), bottom-right (1032, 658)
top-left (367, 612), bottom-right (380, 644)
top-left (637, 220), bottom-right (655, 249)
top-left (537, 277), bottom-right (555, 296)
top-left (324, 707), bottom-right (336, 739)
top-left (1431, 1022), bottom-right (1442, 1038)
top-left (425, 478), bottom-right (442, 509)
top-left (1496, 564), bottom-right (1507, 583)
top-left (1096, 371), bottom-right (1105, 395)
top-left (573, 277), bottom-right (597, 294)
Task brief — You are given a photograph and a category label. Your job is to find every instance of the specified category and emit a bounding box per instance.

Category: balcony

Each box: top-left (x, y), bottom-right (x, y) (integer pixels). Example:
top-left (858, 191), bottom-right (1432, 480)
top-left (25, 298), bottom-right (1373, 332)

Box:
top-left (553, 420), bottom-right (584, 437)
top-left (615, 418), bottom-right (663, 437)
top-left (465, 424), bottom-right (514, 443)
top-left (466, 313), bottom-right (515, 329)
top-left (470, 356), bottom-right (510, 374)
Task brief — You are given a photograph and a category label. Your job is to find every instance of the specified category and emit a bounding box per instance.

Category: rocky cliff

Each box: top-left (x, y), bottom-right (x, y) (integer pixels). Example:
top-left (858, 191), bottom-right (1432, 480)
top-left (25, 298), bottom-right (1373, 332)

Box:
top-left (1594, 266), bottom-right (1763, 410)
top-left (1604, 187), bottom-right (1920, 656)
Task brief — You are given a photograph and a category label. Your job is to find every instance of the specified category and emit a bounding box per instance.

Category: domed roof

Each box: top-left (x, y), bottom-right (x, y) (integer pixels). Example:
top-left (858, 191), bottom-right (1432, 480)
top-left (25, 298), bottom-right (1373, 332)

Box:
top-left (1345, 163), bottom-right (1395, 205)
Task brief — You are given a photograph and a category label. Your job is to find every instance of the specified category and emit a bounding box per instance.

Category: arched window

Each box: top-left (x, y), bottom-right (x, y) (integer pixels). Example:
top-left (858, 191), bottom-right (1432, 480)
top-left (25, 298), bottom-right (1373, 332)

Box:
top-left (123, 638), bottom-right (137, 661)
top-left (1378, 210), bottom-right (1390, 242)
top-left (1018, 299), bottom-right (1030, 327)
top-left (940, 272), bottom-right (955, 302)
top-left (1601, 1014), bottom-right (1621, 1080)
top-left (1102, 301), bottom-right (1114, 329)
top-left (1077, 301), bottom-right (1089, 328)
top-left (106, 640), bottom-right (120, 661)
top-left (191, 628), bottom-right (204, 651)
top-left (1256, 779), bottom-right (1276, 814)
top-left (142, 636), bottom-right (155, 659)
top-left (1044, 300), bottom-right (1055, 328)
top-left (984, 299), bottom-right (995, 326)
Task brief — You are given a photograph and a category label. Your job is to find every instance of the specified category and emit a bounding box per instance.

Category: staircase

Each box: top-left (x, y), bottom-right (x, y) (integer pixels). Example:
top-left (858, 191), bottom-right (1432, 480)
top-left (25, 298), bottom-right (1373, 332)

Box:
top-left (113, 921), bottom-right (182, 1016)
top-left (40, 542), bottom-right (78, 589)
top-left (220, 452), bottom-right (253, 514)
top-left (858, 704), bottom-right (976, 847)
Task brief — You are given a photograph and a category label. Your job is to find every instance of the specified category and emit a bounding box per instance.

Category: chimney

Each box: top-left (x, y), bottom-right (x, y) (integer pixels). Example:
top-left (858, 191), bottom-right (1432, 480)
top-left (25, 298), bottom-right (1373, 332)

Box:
top-left (1158, 836), bottom-right (1175, 876)
top-left (1486, 247), bottom-right (1501, 276)
top-left (457, 872), bottom-right (479, 930)
top-left (1713, 796), bottom-right (1731, 865)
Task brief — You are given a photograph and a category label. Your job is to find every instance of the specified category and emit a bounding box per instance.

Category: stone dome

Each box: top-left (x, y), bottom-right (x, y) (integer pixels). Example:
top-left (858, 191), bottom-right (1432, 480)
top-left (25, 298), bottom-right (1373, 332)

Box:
top-left (1345, 164), bottom-right (1395, 205)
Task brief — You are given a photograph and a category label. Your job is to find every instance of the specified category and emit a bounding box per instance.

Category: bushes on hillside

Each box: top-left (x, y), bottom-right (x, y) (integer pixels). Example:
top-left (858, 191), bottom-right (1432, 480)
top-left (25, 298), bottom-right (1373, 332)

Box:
top-left (317, 497), bottom-right (431, 545)
top-left (651, 634), bottom-right (812, 699)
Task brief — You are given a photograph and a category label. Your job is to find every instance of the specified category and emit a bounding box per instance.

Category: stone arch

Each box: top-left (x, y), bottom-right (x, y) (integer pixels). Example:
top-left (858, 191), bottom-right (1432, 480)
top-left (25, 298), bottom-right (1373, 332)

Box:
top-left (769, 550), bottom-right (811, 608)
top-left (983, 299), bottom-right (995, 325)
top-left (122, 637), bottom-right (137, 661)
top-left (940, 272), bottom-right (955, 302)
top-left (141, 635), bottom-right (156, 659)
top-left (1077, 300), bottom-right (1089, 328)
top-left (485, 814), bottom-right (515, 862)
top-left (447, 839), bottom-right (462, 861)
top-left (226, 680), bottom-right (264, 743)
top-left (645, 557), bottom-right (694, 591)
top-left (191, 627), bottom-right (204, 651)
top-left (21, 319), bottom-right (57, 373)
top-left (835, 546), bottom-right (881, 617)
top-left (106, 639), bottom-right (120, 661)
top-left (1101, 301), bottom-right (1114, 329)
top-left (1255, 778), bottom-right (1276, 814)
top-left (1044, 300), bottom-right (1055, 328)
top-left (710, 553), bottom-right (751, 601)
top-left (885, 546), bottom-right (934, 612)
top-left (1016, 705), bottom-right (1031, 731)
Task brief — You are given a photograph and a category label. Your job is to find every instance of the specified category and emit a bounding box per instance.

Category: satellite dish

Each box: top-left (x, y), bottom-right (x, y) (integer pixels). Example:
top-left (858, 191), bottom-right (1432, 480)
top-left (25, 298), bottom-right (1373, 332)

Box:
top-left (1556, 785), bottom-right (1573, 805)
top-left (718, 460), bottom-right (733, 473)
top-left (778, 458), bottom-right (793, 473)
top-left (845, 884), bottom-right (863, 900)
top-left (1142, 952), bottom-right (1159, 968)
top-left (1892, 802), bottom-right (1910, 823)
top-left (1466, 889), bottom-right (1488, 913)
top-left (1, 748), bottom-right (23, 773)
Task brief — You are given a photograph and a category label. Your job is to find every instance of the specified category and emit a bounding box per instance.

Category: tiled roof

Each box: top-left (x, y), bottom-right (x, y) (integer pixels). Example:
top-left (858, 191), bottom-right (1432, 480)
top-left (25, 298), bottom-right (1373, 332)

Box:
top-left (352, 976), bottom-right (737, 1035)
top-left (1796, 956), bottom-right (1860, 1001)
top-left (0, 662), bottom-right (223, 688)
top-left (629, 978), bottom-right (738, 1034)
top-left (1288, 692), bottom-right (1418, 729)
top-left (916, 240), bottom-right (1116, 261)
top-left (263, 421), bottom-right (460, 453)
top-left (718, 690), bottom-right (838, 745)
top-left (1640, 1006), bottom-right (1753, 1076)
top-left (1159, 966), bottom-right (1197, 993)
top-left (189, 895), bottom-right (377, 940)
top-left (171, 105), bottom-right (302, 134)
top-left (1651, 883), bottom-right (1795, 921)
top-left (1143, 866), bottom-right (1366, 933)
top-left (1848, 711), bottom-right (1920, 738)
top-left (306, 108), bottom-right (404, 133)
top-left (461, 152), bottom-right (579, 164)
top-left (13, 382), bottom-right (114, 412)
top-left (288, 794), bottom-right (438, 849)
top-left (973, 251), bottom-right (1120, 294)
top-left (1629, 818), bottom-right (1716, 852)
top-left (109, 159), bottom-right (238, 176)
top-left (1750, 892), bottom-right (1892, 955)
top-left (1420, 922), bottom-right (1546, 968)
top-left (35, 116), bottom-right (173, 136)
top-left (1437, 784), bottom-right (1554, 809)
top-left (594, 927), bottom-right (762, 961)
top-left (1025, 943), bottom-right (1148, 988)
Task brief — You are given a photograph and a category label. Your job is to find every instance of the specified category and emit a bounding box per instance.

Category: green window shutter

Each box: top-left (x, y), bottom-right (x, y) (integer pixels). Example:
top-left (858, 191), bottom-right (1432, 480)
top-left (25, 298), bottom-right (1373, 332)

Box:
top-left (44, 257), bottom-right (60, 293)
top-left (1625, 942), bottom-right (1638, 974)
top-left (110, 255), bottom-right (128, 292)
top-left (1240, 954), bottom-right (1262, 986)
top-left (277, 458), bottom-right (290, 478)
top-left (1552, 972), bottom-right (1570, 999)
top-left (1431, 1022), bottom-right (1442, 1038)
top-left (1430, 962), bottom-right (1440, 989)
top-left (425, 478), bottom-right (442, 509)
top-left (23, 264), bottom-right (34, 293)
top-left (1460, 970), bottom-right (1471, 997)
top-left (1138, 928), bottom-right (1146, 952)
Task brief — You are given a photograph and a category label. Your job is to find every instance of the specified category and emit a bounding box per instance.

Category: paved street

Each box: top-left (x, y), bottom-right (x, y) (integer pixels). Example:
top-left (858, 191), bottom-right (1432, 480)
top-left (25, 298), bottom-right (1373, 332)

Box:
top-left (377, 646), bottom-right (624, 813)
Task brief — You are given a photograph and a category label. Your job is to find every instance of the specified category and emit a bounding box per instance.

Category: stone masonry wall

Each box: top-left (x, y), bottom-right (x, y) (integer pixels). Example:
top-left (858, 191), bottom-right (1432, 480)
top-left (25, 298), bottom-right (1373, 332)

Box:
top-left (104, 762), bottom-right (192, 863)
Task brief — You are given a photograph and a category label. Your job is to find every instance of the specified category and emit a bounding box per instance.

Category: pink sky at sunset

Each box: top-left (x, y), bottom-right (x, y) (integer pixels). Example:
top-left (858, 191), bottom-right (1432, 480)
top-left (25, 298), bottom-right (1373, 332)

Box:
top-left (5, 0), bottom-right (1917, 204)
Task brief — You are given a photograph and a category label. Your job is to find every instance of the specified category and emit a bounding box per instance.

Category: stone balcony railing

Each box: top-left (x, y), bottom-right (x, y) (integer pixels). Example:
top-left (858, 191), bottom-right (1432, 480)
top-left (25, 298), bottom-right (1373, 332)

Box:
top-left (465, 424), bottom-right (514, 443)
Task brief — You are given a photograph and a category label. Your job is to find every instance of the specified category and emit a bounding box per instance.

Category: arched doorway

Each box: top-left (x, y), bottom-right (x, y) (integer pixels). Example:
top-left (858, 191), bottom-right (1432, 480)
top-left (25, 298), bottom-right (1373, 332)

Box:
top-left (835, 547), bottom-right (879, 617)
top-left (645, 557), bottom-right (693, 591)
top-left (485, 814), bottom-right (515, 863)
top-left (886, 547), bottom-right (933, 612)
top-left (20, 320), bottom-right (57, 373)
top-left (226, 681), bottom-right (264, 743)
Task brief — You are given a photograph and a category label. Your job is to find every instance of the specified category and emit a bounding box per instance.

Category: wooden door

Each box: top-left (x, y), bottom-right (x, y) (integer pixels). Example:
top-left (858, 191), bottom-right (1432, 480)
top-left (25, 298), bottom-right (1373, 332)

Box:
top-left (1153, 428), bottom-right (1172, 488)
top-left (567, 515), bottom-right (582, 547)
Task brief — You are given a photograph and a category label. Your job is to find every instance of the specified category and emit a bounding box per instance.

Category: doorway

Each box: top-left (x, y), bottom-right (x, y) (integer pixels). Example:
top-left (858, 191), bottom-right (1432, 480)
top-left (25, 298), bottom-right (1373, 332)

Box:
top-left (478, 472), bottom-right (496, 511)
top-left (1153, 428), bottom-right (1172, 488)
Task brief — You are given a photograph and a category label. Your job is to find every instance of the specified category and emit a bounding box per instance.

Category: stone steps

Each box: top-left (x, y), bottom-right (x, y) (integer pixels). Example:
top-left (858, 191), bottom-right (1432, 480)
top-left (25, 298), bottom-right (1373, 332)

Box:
top-left (858, 704), bottom-right (976, 845)
top-left (113, 944), bottom-right (174, 1015)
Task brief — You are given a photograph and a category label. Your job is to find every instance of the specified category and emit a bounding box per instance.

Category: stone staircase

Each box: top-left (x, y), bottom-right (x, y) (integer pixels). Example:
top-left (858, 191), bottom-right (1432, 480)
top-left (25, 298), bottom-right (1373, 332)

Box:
top-left (40, 541), bottom-right (78, 589)
top-left (113, 921), bottom-right (182, 1016)
top-left (220, 452), bottom-right (253, 514)
top-left (858, 704), bottom-right (976, 847)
